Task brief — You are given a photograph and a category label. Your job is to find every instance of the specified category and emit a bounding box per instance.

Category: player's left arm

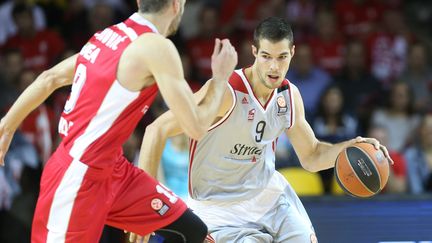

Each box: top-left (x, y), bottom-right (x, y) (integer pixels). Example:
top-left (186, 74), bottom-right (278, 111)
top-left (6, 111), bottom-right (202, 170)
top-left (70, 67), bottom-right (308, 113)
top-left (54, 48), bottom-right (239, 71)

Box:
top-left (0, 54), bottom-right (78, 166)
top-left (138, 81), bottom-right (232, 178)
top-left (285, 84), bottom-right (393, 172)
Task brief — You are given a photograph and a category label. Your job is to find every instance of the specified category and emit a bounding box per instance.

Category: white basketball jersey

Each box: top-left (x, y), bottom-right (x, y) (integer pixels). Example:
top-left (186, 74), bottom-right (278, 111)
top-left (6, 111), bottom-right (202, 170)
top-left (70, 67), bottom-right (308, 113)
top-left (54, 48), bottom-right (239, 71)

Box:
top-left (188, 69), bottom-right (295, 202)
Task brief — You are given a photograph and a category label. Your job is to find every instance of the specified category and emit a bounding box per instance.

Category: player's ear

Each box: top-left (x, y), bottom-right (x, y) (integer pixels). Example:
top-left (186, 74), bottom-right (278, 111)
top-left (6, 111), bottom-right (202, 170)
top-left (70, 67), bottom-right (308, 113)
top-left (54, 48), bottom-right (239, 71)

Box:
top-left (252, 45), bottom-right (258, 57)
top-left (291, 44), bottom-right (295, 57)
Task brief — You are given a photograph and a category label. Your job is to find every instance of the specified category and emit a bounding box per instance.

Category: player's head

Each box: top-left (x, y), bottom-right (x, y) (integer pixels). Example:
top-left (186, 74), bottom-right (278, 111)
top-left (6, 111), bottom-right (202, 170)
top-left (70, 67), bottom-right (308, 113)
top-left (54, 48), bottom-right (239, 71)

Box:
top-left (252, 17), bottom-right (294, 90)
top-left (137, 0), bottom-right (185, 36)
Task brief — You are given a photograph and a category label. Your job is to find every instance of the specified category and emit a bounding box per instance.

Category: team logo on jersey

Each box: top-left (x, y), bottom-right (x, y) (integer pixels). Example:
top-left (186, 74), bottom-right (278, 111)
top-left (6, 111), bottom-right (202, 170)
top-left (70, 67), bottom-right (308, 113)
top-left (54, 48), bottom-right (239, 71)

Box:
top-left (276, 96), bottom-right (288, 115)
top-left (242, 97), bottom-right (249, 104)
top-left (248, 109), bottom-right (255, 121)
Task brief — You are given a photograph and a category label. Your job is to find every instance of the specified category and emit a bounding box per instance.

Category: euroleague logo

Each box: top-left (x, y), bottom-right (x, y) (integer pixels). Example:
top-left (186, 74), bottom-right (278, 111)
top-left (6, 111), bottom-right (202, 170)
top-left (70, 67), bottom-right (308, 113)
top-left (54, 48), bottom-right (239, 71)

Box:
top-left (151, 198), bottom-right (163, 211)
top-left (276, 96), bottom-right (288, 115)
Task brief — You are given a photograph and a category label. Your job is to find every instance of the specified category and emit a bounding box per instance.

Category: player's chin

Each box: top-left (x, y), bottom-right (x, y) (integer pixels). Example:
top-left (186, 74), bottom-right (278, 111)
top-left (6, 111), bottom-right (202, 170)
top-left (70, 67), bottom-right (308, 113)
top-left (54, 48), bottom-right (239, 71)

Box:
top-left (266, 77), bottom-right (282, 88)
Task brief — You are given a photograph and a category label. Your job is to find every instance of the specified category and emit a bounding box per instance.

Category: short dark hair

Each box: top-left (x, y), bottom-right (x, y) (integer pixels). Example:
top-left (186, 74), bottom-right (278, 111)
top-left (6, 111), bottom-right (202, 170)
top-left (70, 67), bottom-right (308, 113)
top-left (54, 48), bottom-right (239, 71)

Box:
top-left (12, 3), bottom-right (33, 19)
top-left (253, 17), bottom-right (294, 49)
top-left (138, 0), bottom-right (171, 13)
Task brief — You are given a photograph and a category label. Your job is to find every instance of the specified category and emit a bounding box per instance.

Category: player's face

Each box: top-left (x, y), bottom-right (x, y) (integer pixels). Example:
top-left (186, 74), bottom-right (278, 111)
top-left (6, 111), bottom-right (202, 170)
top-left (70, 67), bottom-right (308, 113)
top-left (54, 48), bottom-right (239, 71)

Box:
top-left (167, 0), bottom-right (185, 36)
top-left (253, 38), bottom-right (294, 90)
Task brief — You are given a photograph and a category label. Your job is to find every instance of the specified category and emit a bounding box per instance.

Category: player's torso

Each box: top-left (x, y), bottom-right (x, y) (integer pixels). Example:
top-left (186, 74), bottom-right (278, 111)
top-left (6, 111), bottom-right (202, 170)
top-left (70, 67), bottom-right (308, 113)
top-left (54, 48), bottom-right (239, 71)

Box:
top-left (58, 14), bottom-right (159, 167)
top-left (189, 69), bottom-right (295, 201)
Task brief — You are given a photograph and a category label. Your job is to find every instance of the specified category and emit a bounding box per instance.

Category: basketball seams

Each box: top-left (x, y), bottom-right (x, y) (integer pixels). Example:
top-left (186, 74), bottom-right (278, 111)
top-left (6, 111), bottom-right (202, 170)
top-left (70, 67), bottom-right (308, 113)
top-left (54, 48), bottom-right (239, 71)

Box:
top-left (354, 145), bottom-right (383, 190)
top-left (334, 154), bottom-right (357, 197)
top-left (344, 147), bottom-right (375, 196)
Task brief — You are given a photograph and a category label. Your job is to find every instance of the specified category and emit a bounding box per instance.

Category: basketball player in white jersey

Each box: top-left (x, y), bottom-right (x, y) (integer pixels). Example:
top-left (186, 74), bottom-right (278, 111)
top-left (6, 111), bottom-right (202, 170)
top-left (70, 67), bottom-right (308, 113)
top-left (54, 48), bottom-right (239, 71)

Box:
top-left (0, 0), bottom-right (237, 242)
top-left (134, 17), bottom-right (393, 242)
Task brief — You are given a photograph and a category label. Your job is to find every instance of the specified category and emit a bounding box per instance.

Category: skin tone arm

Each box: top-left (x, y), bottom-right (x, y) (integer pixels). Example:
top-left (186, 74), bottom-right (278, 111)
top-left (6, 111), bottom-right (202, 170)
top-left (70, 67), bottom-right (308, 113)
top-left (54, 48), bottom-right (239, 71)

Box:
top-left (286, 84), bottom-right (394, 173)
top-left (129, 85), bottom-right (232, 243)
top-left (0, 54), bottom-right (78, 166)
top-left (139, 84), bottom-right (233, 178)
top-left (123, 34), bottom-right (237, 140)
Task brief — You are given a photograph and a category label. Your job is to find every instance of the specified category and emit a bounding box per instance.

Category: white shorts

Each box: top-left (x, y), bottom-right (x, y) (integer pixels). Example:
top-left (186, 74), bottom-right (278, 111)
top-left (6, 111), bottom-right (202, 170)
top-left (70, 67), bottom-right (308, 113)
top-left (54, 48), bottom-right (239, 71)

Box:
top-left (188, 172), bottom-right (316, 243)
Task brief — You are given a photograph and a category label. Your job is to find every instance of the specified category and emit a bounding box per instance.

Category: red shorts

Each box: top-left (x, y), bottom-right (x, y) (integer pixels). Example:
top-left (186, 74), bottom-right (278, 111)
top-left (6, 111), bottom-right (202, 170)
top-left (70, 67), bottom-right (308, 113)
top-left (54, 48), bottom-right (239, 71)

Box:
top-left (31, 144), bottom-right (187, 243)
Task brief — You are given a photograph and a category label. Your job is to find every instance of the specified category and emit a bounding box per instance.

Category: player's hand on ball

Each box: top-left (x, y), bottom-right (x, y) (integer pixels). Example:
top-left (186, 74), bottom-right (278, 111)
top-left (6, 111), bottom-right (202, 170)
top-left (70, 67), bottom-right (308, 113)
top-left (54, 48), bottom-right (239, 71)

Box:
top-left (211, 38), bottom-right (238, 83)
top-left (350, 136), bottom-right (394, 165)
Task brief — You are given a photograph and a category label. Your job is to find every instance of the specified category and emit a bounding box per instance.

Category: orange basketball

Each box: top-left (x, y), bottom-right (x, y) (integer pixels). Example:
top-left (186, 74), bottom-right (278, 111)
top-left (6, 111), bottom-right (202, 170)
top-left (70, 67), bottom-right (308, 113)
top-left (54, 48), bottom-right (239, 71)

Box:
top-left (335, 142), bottom-right (389, 198)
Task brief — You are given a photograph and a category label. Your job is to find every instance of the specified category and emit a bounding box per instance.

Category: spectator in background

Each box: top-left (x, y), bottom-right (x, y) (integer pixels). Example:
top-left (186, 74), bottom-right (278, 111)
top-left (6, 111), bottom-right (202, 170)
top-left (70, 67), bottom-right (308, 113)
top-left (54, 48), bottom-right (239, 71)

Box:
top-left (218, 0), bottom-right (262, 37)
top-left (287, 43), bottom-right (331, 119)
top-left (0, 0), bottom-right (46, 45)
top-left (371, 81), bottom-right (420, 152)
top-left (178, 0), bottom-right (203, 39)
top-left (2, 3), bottom-right (65, 72)
top-left (312, 85), bottom-right (358, 192)
top-left (309, 10), bottom-right (345, 75)
top-left (17, 69), bottom-right (54, 164)
top-left (334, 41), bottom-right (382, 133)
top-left (187, 5), bottom-right (222, 82)
top-left (404, 114), bottom-right (432, 194)
top-left (62, 1), bottom-right (116, 51)
top-left (366, 9), bottom-right (413, 86)
top-left (399, 42), bottom-right (432, 113)
top-left (285, 0), bottom-right (317, 43)
top-left (368, 125), bottom-right (407, 193)
top-left (334, 0), bottom-right (383, 40)
top-left (0, 48), bottom-right (23, 110)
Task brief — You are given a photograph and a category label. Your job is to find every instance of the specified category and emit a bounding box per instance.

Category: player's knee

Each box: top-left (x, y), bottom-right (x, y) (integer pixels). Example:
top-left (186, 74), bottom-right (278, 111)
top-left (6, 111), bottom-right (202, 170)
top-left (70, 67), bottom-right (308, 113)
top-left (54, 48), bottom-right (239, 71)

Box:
top-left (157, 208), bottom-right (207, 243)
top-left (184, 210), bottom-right (207, 242)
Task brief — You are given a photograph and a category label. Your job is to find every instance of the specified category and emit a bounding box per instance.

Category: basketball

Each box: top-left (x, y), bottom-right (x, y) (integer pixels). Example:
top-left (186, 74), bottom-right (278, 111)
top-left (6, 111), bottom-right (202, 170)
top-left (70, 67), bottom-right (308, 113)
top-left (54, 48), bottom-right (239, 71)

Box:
top-left (335, 142), bottom-right (389, 198)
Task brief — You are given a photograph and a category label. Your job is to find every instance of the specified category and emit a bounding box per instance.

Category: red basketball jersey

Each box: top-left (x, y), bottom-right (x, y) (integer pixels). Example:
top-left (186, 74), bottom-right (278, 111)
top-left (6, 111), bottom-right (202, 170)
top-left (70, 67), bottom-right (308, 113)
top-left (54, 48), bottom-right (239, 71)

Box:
top-left (58, 14), bottom-right (159, 168)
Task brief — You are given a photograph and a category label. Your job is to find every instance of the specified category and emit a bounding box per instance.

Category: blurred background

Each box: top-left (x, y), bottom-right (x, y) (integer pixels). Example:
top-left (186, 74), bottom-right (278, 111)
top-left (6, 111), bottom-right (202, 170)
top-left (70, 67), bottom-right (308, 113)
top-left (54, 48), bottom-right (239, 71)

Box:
top-left (0, 0), bottom-right (431, 242)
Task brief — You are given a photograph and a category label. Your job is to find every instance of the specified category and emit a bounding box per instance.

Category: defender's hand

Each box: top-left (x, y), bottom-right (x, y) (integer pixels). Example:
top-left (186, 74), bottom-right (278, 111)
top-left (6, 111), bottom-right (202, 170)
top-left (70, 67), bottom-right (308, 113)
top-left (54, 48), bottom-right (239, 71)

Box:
top-left (211, 38), bottom-right (238, 82)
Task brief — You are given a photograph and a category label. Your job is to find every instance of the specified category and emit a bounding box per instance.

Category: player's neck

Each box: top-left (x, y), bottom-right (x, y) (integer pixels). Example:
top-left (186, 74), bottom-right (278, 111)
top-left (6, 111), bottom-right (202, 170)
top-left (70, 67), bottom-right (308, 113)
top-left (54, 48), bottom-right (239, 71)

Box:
top-left (137, 12), bottom-right (171, 37)
top-left (246, 66), bottom-right (274, 102)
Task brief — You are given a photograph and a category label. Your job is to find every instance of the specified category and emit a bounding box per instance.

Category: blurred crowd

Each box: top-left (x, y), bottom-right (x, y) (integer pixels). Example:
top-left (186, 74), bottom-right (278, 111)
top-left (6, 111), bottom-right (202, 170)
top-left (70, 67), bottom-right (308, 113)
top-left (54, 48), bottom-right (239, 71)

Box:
top-left (1, 0), bottom-right (432, 241)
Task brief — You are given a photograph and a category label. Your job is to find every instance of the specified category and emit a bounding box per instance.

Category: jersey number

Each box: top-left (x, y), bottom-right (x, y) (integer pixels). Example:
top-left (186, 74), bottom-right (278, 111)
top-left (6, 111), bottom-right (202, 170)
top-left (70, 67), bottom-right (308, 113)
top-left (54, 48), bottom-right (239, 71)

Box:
top-left (255, 121), bottom-right (266, 142)
top-left (64, 63), bottom-right (87, 114)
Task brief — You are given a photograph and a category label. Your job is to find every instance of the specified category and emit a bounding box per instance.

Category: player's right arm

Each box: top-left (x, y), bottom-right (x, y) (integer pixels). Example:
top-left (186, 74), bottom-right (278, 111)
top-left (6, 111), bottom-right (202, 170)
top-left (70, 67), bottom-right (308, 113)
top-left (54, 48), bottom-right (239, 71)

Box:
top-left (137, 35), bottom-right (237, 140)
top-left (139, 82), bottom-right (233, 178)
top-left (0, 54), bottom-right (78, 166)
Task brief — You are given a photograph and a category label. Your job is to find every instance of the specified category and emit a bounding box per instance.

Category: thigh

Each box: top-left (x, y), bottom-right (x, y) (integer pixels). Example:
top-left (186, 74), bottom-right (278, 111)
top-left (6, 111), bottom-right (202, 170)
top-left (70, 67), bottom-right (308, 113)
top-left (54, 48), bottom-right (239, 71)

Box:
top-left (106, 161), bottom-right (187, 236)
top-left (32, 157), bottom-right (109, 243)
top-left (210, 226), bottom-right (273, 243)
top-left (270, 201), bottom-right (316, 243)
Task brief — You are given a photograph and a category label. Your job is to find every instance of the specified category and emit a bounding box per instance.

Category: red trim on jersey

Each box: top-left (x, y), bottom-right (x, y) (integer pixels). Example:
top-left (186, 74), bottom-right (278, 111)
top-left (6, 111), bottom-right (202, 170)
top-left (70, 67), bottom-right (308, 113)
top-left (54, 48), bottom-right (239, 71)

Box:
top-left (241, 68), bottom-right (276, 110)
top-left (206, 234), bottom-right (216, 243)
top-left (188, 139), bottom-right (198, 196)
top-left (228, 71), bottom-right (248, 94)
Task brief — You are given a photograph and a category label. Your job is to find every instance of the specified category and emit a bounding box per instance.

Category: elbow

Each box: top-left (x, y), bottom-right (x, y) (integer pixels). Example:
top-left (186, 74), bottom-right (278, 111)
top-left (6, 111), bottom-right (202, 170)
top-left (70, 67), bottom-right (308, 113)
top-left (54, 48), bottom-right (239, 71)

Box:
top-left (300, 157), bottom-right (320, 173)
top-left (145, 123), bottom-right (164, 139)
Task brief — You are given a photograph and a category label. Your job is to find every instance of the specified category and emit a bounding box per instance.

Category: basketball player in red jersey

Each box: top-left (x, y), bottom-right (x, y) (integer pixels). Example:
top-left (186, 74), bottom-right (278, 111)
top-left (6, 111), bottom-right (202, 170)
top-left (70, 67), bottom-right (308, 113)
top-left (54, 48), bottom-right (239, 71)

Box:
top-left (0, 0), bottom-right (237, 242)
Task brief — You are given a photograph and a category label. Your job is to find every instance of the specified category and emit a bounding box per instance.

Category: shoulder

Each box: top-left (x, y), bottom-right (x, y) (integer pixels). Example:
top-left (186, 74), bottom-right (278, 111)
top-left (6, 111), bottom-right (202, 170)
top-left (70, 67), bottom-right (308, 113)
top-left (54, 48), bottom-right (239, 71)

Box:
top-left (126, 33), bottom-right (178, 63)
top-left (132, 33), bottom-right (175, 55)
